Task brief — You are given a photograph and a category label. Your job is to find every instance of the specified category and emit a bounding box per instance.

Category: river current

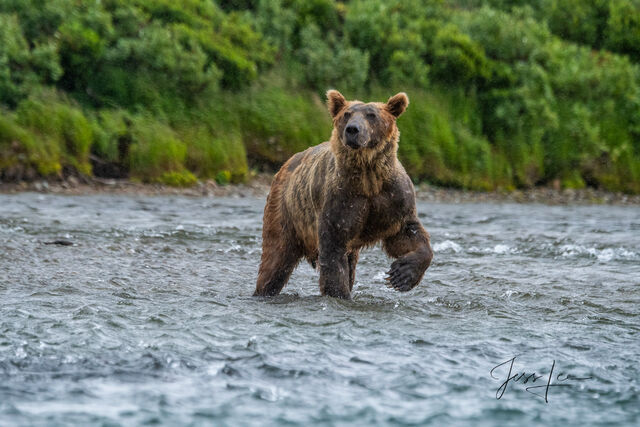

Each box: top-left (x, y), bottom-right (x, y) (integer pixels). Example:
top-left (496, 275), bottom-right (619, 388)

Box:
top-left (1, 193), bottom-right (638, 425)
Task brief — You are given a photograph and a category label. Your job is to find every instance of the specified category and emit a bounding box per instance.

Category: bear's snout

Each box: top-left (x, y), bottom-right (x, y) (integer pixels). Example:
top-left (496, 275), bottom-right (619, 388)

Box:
top-left (346, 124), bottom-right (359, 135)
top-left (344, 118), bottom-right (368, 148)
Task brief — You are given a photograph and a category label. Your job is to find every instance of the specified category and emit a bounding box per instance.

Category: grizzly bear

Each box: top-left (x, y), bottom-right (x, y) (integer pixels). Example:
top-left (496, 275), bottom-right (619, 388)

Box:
top-left (254, 90), bottom-right (433, 299)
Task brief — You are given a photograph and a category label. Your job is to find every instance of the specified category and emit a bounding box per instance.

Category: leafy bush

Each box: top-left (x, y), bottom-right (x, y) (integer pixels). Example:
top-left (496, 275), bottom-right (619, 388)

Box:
top-left (431, 24), bottom-right (490, 86)
top-left (394, 88), bottom-right (508, 190)
top-left (127, 115), bottom-right (188, 182)
top-left (345, 0), bottom-right (443, 88)
top-left (542, 0), bottom-right (609, 47)
top-left (296, 23), bottom-right (369, 92)
top-left (605, 0), bottom-right (640, 60)
top-left (15, 91), bottom-right (93, 175)
top-left (0, 113), bottom-right (37, 178)
top-left (159, 170), bottom-right (198, 186)
top-left (0, 13), bottom-right (62, 106)
top-left (234, 81), bottom-right (332, 167)
top-left (176, 117), bottom-right (248, 183)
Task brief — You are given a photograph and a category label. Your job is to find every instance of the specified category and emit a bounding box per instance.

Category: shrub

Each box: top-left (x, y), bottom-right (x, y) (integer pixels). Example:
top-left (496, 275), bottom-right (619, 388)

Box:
top-left (605, 0), bottom-right (640, 60)
top-left (15, 91), bottom-right (93, 175)
top-left (235, 81), bottom-right (332, 167)
top-left (392, 88), bottom-right (505, 190)
top-left (345, 0), bottom-right (444, 87)
top-left (430, 24), bottom-right (489, 86)
top-left (541, 0), bottom-right (609, 47)
top-left (0, 113), bottom-right (38, 178)
top-left (127, 115), bottom-right (188, 182)
top-left (296, 23), bottom-right (369, 92)
top-left (0, 13), bottom-right (62, 107)
top-left (176, 119), bottom-right (249, 183)
top-left (159, 170), bottom-right (198, 186)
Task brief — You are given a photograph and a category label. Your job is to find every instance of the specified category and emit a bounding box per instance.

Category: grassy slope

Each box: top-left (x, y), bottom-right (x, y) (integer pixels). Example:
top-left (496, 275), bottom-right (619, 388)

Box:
top-left (2, 77), bottom-right (638, 192)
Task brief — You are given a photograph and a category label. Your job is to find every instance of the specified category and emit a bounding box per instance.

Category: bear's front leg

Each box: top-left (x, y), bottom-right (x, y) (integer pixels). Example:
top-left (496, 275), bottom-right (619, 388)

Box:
top-left (383, 217), bottom-right (433, 292)
top-left (317, 196), bottom-right (367, 299)
top-left (318, 250), bottom-right (350, 299)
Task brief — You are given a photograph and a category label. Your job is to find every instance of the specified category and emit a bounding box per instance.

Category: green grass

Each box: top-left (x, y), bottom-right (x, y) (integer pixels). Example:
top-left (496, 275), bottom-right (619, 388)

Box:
top-left (2, 79), bottom-right (639, 192)
top-left (14, 91), bottom-right (93, 176)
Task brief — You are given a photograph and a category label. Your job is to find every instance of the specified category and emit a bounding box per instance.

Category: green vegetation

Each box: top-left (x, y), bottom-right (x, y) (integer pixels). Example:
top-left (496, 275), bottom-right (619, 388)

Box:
top-left (1, 0), bottom-right (639, 192)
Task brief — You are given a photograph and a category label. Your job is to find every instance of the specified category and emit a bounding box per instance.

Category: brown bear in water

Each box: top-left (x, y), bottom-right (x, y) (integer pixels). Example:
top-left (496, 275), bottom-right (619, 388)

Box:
top-left (254, 90), bottom-right (433, 299)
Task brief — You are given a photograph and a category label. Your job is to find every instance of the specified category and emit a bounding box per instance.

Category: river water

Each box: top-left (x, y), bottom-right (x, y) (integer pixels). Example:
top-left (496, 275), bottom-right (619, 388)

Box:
top-left (0, 193), bottom-right (638, 425)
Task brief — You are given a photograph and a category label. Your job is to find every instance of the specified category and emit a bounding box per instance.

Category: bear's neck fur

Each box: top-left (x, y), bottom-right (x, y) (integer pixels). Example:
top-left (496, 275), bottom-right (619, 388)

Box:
top-left (329, 127), bottom-right (399, 197)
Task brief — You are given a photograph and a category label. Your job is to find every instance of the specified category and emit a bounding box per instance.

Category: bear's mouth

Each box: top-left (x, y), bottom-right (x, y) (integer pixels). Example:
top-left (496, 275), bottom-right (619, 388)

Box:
top-left (345, 138), bottom-right (365, 149)
top-left (344, 131), bottom-right (370, 149)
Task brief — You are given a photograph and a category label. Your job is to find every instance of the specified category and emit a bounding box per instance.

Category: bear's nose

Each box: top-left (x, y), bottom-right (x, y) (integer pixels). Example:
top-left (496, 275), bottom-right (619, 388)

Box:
top-left (346, 125), bottom-right (360, 135)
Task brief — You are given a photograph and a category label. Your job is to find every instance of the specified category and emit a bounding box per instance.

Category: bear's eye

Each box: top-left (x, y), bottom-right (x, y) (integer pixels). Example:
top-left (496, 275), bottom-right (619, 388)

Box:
top-left (366, 112), bottom-right (377, 119)
top-left (343, 112), bottom-right (351, 119)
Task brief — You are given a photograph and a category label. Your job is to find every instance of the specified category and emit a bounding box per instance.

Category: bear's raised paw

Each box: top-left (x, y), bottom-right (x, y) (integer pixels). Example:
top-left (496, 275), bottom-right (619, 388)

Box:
top-left (385, 255), bottom-right (424, 292)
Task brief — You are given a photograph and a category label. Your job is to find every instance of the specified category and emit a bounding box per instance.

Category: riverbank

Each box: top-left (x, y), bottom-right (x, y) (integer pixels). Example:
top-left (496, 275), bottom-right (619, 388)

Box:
top-left (1, 175), bottom-right (640, 205)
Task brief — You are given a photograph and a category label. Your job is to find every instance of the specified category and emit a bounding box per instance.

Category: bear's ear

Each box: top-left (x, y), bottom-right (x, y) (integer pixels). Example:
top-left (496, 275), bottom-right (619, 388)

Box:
top-left (386, 92), bottom-right (409, 118)
top-left (326, 89), bottom-right (347, 118)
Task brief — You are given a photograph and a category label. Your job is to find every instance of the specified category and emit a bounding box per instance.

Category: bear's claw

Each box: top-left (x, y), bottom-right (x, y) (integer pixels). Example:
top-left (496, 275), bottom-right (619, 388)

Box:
top-left (384, 257), bottom-right (420, 292)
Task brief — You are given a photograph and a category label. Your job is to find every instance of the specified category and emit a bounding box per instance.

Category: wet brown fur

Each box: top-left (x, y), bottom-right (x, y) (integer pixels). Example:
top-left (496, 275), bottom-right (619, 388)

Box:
top-left (255, 90), bottom-right (433, 299)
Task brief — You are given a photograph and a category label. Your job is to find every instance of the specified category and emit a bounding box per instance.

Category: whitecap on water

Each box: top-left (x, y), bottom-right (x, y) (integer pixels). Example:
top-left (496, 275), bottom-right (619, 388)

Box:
top-left (559, 244), bottom-right (638, 262)
top-left (207, 361), bottom-right (226, 376)
top-left (500, 289), bottom-right (517, 298)
top-left (373, 271), bottom-right (386, 281)
top-left (468, 244), bottom-right (517, 255)
top-left (432, 240), bottom-right (462, 253)
top-left (489, 244), bottom-right (514, 254)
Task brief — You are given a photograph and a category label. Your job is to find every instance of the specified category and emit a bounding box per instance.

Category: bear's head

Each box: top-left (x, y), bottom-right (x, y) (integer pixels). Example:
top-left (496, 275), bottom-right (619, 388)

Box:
top-left (326, 90), bottom-right (409, 150)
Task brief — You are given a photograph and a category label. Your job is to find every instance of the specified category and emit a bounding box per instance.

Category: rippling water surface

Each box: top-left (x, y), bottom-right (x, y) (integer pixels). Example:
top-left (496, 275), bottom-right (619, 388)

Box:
top-left (1, 193), bottom-right (639, 425)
